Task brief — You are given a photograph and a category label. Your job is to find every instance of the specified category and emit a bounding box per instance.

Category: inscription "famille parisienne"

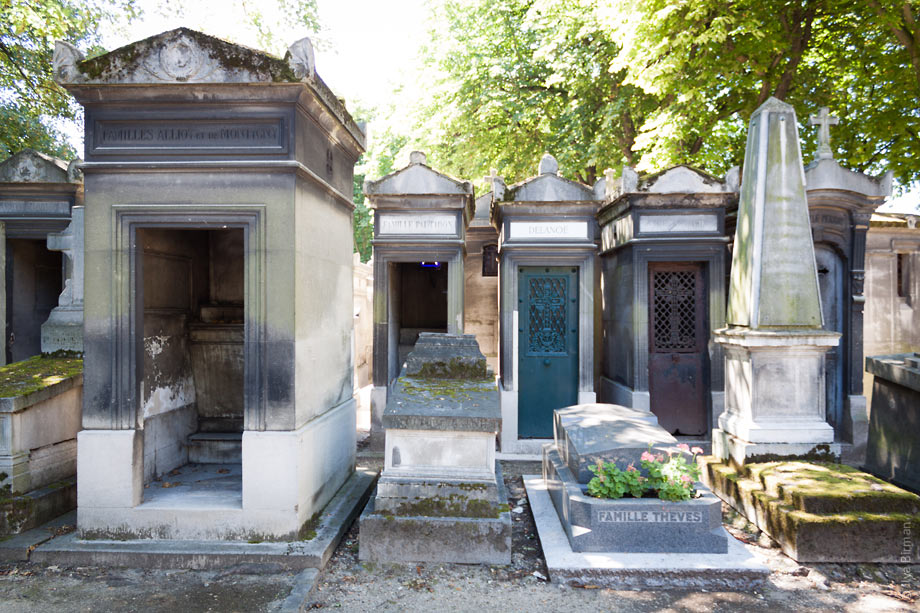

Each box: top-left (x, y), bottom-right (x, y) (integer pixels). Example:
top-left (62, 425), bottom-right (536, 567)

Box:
top-left (95, 121), bottom-right (282, 149)
top-left (597, 509), bottom-right (703, 523)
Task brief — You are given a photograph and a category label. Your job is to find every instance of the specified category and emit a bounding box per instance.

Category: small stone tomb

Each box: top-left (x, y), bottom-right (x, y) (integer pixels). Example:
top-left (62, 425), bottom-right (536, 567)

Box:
top-left (359, 333), bottom-right (511, 564)
top-left (544, 403), bottom-right (727, 553)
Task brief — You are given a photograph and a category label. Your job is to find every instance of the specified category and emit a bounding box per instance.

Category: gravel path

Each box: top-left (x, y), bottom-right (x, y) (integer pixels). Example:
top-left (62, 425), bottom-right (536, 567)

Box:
top-left (0, 460), bottom-right (917, 612)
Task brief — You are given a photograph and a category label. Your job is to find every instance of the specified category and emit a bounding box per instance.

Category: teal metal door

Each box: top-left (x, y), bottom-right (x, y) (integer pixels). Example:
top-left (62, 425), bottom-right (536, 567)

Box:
top-left (518, 267), bottom-right (578, 438)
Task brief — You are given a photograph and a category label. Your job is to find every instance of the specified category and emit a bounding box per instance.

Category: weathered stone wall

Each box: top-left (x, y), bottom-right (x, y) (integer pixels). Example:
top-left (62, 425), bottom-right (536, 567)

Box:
top-left (864, 224), bottom-right (920, 405)
top-left (463, 234), bottom-right (499, 374)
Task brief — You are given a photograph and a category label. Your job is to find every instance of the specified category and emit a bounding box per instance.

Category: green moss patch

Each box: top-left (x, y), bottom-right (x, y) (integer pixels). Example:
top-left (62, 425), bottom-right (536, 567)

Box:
top-left (399, 378), bottom-right (494, 402)
top-left (375, 495), bottom-right (508, 519)
top-left (0, 355), bottom-right (83, 398)
top-left (751, 461), bottom-right (920, 515)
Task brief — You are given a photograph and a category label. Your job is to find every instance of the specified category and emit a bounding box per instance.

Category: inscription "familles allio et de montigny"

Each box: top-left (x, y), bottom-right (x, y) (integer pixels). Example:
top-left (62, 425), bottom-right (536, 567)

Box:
top-left (95, 121), bottom-right (283, 150)
top-left (597, 509), bottom-right (703, 523)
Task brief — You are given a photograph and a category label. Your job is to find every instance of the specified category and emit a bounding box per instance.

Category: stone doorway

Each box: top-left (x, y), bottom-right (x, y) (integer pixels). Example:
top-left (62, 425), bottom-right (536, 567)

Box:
top-left (5, 239), bottom-right (62, 362)
top-left (137, 227), bottom-right (244, 504)
top-left (389, 262), bottom-right (448, 378)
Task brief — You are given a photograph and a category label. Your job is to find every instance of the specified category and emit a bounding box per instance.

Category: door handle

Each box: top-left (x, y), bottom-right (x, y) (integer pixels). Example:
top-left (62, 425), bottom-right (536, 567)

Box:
top-left (543, 359), bottom-right (551, 366)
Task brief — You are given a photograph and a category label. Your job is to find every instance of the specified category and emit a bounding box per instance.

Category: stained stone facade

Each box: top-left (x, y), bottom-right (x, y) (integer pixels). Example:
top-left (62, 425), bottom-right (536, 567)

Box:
top-left (364, 153), bottom-right (475, 447)
top-left (596, 165), bottom-right (738, 435)
top-left (803, 123), bottom-right (892, 459)
top-left (55, 28), bottom-right (367, 540)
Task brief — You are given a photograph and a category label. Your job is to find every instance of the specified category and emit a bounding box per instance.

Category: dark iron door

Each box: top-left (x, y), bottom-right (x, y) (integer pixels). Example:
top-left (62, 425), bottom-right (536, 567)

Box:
top-left (519, 267), bottom-right (578, 438)
top-left (648, 263), bottom-right (707, 435)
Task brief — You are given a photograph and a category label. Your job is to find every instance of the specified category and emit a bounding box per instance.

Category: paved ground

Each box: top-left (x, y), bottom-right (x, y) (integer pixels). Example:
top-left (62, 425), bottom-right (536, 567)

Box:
top-left (0, 460), bottom-right (917, 612)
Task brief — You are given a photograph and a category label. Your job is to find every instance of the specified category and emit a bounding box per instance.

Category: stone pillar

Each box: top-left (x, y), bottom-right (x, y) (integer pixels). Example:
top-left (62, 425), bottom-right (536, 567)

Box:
top-left (41, 206), bottom-right (84, 353)
top-left (713, 97), bottom-right (841, 466)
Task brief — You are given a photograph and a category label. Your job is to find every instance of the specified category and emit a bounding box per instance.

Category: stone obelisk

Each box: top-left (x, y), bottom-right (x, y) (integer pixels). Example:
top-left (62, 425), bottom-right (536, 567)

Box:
top-left (713, 97), bottom-right (841, 465)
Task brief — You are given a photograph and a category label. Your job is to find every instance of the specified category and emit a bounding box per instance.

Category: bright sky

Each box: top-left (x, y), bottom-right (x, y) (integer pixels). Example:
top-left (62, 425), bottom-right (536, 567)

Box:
top-left (102, 0), bottom-right (429, 110)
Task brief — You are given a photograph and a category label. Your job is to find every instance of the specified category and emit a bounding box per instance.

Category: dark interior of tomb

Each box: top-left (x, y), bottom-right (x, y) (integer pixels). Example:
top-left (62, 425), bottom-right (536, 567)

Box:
top-left (137, 227), bottom-right (244, 484)
top-left (5, 239), bottom-right (63, 363)
top-left (395, 262), bottom-right (448, 370)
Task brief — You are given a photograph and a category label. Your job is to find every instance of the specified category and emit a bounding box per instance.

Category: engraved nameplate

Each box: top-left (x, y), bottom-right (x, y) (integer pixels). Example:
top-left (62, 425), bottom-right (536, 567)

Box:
top-left (596, 509), bottom-right (704, 523)
top-left (378, 214), bottom-right (457, 235)
top-left (639, 214), bottom-right (718, 234)
top-left (508, 221), bottom-right (588, 240)
top-left (92, 119), bottom-right (285, 152)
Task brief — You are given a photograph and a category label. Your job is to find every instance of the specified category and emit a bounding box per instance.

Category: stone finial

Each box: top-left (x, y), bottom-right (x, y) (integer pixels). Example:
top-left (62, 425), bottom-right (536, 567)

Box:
top-left (724, 166), bottom-right (740, 193)
top-left (409, 151), bottom-right (427, 165)
top-left (286, 37), bottom-right (315, 80)
top-left (809, 107), bottom-right (839, 161)
top-left (66, 158), bottom-right (83, 183)
top-left (538, 153), bottom-right (558, 176)
top-left (726, 96), bottom-right (823, 328)
top-left (53, 40), bottom-right (84, 84)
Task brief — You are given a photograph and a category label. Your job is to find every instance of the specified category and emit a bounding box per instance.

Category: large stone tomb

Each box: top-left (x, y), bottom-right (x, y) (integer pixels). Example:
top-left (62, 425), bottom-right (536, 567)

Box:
top-left (490, 154), bottom-right (604, 454)
top-left (55, 28), bottom-right (370, 541)
top-left (364, 152), bottom-right (474, 449)
top-left (865, 353), bottom-right (920, 493)
top-left (543, 403), bottom-right (727, 553)
top-left (359, 333), bottom-right (511, 564)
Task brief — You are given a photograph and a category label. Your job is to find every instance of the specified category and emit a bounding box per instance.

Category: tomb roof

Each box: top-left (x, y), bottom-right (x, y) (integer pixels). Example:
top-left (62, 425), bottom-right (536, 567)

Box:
top-left (364, 151), bottom-right (474, 199)
top-left (53, 28), bottom-right (364, 152)
top-left (498, 154), bottom-right (601, 203)
top-left (0, 150), bottom-right (77, 184)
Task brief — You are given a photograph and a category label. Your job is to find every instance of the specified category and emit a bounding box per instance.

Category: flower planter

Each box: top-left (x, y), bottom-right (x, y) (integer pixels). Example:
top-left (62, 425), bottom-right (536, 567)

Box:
top-left (544, 445), bottom-right (727, 553)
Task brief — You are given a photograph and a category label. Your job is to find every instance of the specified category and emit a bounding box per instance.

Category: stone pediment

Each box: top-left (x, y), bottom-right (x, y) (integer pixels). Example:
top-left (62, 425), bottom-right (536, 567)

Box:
top-left (0, 150), bottom-right (74, 184)
top-left (805, 158), bottom-right (892, 200)
top-left (639, 165), bottom-right (732, 194)
top-left (53, 28), bottom-right (306, 85)
top-left (365, 153), bottom-right (473, 197)
top-left (505, 173), bottom-right (596, 202)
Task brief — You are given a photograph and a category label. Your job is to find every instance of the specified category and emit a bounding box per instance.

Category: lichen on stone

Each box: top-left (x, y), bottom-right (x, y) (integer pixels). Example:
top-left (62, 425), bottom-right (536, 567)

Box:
top-left (0, 355), bottom-right (82, 398)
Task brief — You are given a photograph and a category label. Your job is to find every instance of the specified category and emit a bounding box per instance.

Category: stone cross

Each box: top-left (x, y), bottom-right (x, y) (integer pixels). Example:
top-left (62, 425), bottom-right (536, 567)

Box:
top-left (809, 107), bottom-right (839, 161)
top-left (486, 167), bottom-right (505, 200)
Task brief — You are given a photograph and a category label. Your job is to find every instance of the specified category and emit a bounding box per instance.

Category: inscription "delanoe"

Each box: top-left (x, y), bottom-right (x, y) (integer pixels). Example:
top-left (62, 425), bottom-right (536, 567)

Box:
top-left (597, 509), bottom-right (703, 523)
top-left (94, 120), bottom-right (284, 150)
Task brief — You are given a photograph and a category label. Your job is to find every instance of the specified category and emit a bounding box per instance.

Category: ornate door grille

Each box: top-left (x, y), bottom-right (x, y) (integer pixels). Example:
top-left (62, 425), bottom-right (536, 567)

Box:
top-left (650, 269), bottom-right (701, 353)
top-left (527, 277), bottom-right (567, 354)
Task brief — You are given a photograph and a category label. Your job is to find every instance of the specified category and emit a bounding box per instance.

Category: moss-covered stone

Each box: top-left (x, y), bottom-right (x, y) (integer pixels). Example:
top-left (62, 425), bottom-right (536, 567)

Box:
top-left (0, 355), bottom-right (82, 398)
top-left (374, 493), bottom-right (508, 519)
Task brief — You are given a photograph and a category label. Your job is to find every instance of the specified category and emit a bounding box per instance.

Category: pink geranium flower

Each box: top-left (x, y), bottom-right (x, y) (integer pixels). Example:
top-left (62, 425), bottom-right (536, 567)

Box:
top-left (640, 451), bottom-right (655, 462)
top-left (677, 443), bottom-right (690, 452)
top-left (681, 474), bottom-right (692, 483)
top-left (626, 463), bottom-right (638, 472)
top-left (691, 446), bottom-right (704, 455)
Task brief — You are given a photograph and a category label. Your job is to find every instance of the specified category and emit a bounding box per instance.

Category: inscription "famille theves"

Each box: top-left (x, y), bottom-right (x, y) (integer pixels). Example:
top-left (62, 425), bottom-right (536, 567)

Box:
top-left (95, 121), bottom-right (283, 149)
top-left (597, 509), bottom-right (703, 523)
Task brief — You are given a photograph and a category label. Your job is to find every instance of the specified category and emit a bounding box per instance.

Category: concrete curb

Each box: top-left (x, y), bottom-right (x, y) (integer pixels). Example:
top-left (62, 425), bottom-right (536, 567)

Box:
top-left (0, 510), bottom-right (76, 562)
top-left (524, 475), bottom-right (770, 590)
top-left (29, 469), bottom-right (376, 570)
top-left (278, 568), bottom-right (320, 612)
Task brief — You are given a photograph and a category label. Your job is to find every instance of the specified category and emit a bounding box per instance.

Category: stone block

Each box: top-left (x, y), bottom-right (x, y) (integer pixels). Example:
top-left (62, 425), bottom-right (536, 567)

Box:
top-left (544, 445), bottom-right (727, 553)
top-left (359, 463), bottom-right (511, 565)
top-left (77, 429), bottom-right (143, 511)
top-left (553, 403), bottom-right (680, 483)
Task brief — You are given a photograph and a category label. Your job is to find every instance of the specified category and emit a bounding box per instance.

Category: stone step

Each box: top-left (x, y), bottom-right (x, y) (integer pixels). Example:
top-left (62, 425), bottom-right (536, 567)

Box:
top-left (749, 461), bottom-right (920, 515)
top-left (701, 457), bottom-right (920, 563)
top-left (0, 477), bottom-right (76, 538)
top-left (187, 432), bottom-right (242, 464)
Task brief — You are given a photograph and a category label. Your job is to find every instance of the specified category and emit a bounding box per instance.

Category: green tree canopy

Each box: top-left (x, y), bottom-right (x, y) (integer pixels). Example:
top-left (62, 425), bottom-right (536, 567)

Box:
top-left (0, 0), bottom-right (138, 160)
top-left (366, 0), bottom-right (918, 190)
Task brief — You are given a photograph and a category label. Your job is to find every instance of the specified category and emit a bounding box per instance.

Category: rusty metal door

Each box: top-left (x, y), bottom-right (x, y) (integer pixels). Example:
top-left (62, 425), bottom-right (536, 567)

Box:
top-left (648, 263), bottom-right (707, 435)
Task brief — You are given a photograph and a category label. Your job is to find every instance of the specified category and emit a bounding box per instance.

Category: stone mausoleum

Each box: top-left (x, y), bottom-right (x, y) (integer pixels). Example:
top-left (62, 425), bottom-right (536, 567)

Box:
top-left (54, 28), bottom-right (366, 540)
